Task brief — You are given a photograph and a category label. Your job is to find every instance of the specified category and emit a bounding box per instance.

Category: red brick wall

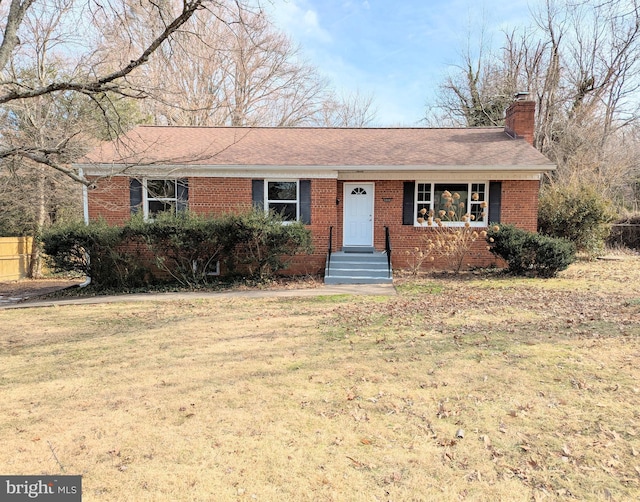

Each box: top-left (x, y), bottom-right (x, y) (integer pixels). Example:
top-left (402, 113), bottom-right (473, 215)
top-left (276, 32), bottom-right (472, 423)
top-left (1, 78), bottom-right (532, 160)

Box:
top-left (504, 100), bottom-right (535, 146)
top-left (87, 176), bottom-right (131, 224)
top-left (348, 180), bottom-right (495, 271)
top-left (87, 176), bottom-right (540, 275)
top-left (189, 178), bottom-right (253, 215)
top-left (189, 178), bottom-right (338, 275)
top-left (278, 178), bottom-right (338, 275)
top-left (332, 179), bottom-right (539, 272)
top-left (500, 180), bottom-right (539, 232)
top-left (87, 176), bottom-right (336, 275)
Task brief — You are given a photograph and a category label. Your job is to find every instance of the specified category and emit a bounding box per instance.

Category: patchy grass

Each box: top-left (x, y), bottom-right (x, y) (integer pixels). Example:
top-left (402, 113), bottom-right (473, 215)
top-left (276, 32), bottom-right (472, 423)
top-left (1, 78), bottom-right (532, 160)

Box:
top-left (1, 258), bottom-right (640, 501)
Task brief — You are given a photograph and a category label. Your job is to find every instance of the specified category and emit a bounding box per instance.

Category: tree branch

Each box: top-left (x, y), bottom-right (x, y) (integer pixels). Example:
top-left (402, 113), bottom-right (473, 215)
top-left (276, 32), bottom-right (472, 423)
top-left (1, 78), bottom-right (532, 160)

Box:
top-left (0, 147), bottom-right (91, 185)
top-left (0, 0), bottom-right (205, 104)
top-left (21, 151), bottom-right (92, 185)
top-left (0, 0), bottom-right (36, 73)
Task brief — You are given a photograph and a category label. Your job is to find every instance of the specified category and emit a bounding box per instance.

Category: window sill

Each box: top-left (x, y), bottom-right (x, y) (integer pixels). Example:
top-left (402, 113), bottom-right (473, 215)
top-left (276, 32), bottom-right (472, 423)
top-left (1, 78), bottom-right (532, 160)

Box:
top-left (413, 222), bottom-right (487, 228)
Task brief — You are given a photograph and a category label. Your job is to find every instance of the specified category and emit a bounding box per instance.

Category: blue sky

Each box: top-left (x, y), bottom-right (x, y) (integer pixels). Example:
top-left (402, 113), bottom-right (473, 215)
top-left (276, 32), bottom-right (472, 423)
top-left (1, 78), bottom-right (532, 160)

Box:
top-left (265, 0), bottom-right (535, 126)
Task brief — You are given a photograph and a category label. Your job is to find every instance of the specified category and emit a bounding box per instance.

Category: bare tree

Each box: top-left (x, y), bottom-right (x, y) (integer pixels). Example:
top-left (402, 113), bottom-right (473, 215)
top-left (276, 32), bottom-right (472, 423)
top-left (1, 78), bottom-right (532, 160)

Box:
top-left (0, 0), bottom-right (211, 186)
top-left (0, 0), bottom-right (87, 274)
top-left (220, 6), bottom-right (328, 127)
top-left (427, 0), bottom-right (640, 205)
top-left (317, 89), bottom-right (378, 127)
top-left (96, 1), bottom-right (379, 128)
top-left (531, 0), bottom-right (640, 200)
top-left (425, 20), bottom-right (520, 127)
top-left (0, 0), bottom-right (233, 276)
top-left (96, 1), bottom-right (332, 127)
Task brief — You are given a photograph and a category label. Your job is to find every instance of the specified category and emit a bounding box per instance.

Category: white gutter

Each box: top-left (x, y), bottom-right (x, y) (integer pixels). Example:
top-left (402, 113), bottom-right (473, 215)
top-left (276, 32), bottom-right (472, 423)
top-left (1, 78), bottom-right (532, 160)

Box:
top-left (81, 168), bottom-right (89, 225)
top-left (79, 167), bottom-right (91, 288)
top-left (76, 163), bottom-right (556, 178)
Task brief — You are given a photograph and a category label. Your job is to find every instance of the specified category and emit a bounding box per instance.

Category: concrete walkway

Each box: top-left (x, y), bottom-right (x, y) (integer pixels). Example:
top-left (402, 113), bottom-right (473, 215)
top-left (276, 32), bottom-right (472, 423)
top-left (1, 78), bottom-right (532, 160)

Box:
top-left (1, 283), bottom-right (397, 310)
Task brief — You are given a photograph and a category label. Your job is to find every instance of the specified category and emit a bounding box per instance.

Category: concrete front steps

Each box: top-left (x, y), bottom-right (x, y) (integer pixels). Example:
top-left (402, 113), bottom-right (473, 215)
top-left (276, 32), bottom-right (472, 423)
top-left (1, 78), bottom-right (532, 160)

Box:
top-left (324, 248), bottom-right (393, 285)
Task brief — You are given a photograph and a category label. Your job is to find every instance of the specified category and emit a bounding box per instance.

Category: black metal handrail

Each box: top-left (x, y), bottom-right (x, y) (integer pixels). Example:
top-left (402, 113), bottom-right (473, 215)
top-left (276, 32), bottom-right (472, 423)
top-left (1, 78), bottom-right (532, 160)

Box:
top-left (327, 226), bottom-right (333, 271)
top-left (384, 226), bottom-right (392, 278)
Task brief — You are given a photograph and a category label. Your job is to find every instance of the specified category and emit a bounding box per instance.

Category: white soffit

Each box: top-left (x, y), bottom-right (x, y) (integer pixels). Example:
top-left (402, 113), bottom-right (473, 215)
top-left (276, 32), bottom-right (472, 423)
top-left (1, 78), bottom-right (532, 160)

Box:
top-left (76, 163), bottom-right (554, 180)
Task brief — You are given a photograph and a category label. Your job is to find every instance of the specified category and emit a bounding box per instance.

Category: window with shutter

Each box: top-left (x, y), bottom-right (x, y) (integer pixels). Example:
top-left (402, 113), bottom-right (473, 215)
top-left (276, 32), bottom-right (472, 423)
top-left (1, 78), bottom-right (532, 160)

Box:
top-left (131, 178), bottom-right (188, 219)
top-left (252, 179), bottom-right (311, 224)
top-left (412, 182), bottom-right (489, 227)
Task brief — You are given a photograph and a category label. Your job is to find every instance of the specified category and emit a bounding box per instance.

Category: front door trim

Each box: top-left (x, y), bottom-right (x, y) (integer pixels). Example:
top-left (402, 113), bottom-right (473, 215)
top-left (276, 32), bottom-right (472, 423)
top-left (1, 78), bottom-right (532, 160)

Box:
top-left (343, 182), bottom-right (374, 248)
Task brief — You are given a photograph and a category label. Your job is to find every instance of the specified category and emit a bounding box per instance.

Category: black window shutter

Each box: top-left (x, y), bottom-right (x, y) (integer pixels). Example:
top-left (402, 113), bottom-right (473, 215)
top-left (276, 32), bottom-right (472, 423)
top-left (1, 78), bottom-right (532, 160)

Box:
top-left (402, 181), bottom-right (415, 225)
top-left (130, 178), bottom-right (143, 215)
top-left (299, 180), bottom-right (311, 225)
top-left (488, 181), bottom-right (502, 223)
top-left (252, 179), bottom-right (264, 210)
top-left (177, 178), bottom-right (189, 212)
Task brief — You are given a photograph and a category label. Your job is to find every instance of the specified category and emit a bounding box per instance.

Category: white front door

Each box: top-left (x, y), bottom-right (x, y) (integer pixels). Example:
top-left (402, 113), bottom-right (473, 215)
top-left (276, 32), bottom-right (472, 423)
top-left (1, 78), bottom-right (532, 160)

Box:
top-left (343, 183), bottom-right (374, 247)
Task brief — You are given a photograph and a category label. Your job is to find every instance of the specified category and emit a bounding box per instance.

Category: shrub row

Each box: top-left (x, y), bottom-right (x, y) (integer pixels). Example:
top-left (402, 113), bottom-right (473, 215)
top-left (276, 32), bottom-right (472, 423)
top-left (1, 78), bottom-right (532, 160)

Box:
top-left (486, 223), bottom-right (576, 278)
top-left (42, 211), bottom-right (313, 288)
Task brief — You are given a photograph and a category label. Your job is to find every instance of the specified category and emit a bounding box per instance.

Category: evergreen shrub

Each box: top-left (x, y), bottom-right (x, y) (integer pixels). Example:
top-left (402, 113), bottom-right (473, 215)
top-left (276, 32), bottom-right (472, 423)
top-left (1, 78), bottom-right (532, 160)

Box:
top-left (486, 223), bottom-right (576, 277)
top-left (43, 210), bottom-right (313, 288)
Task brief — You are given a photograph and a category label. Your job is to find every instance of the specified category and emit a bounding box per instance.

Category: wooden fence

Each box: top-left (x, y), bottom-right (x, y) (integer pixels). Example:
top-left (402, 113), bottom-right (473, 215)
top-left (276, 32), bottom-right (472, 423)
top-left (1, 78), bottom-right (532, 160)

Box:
top-left (0, 237), bottom-right (33, 281)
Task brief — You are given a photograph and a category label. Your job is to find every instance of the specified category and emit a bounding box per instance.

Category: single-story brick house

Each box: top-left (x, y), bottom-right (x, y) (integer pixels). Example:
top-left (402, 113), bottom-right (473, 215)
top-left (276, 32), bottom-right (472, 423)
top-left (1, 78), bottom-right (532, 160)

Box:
top-left (77, 99), bottom-right (554, 283)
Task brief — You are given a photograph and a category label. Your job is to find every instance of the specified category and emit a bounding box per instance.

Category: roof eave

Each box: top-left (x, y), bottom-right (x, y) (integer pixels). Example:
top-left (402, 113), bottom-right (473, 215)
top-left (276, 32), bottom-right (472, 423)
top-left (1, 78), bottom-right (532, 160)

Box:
top-left (76, 162), bottom-right (556, 179)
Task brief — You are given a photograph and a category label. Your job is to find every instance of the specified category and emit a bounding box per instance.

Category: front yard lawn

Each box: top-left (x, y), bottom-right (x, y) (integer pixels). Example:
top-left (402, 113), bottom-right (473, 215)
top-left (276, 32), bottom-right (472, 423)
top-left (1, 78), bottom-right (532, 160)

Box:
top-left (1, 258), bottom-right (639, 501)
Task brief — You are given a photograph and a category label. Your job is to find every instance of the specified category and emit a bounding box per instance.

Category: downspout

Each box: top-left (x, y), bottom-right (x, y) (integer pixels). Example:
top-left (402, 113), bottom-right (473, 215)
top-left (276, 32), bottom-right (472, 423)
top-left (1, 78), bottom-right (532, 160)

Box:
top-left (79, 168), bottom-right (91, 288)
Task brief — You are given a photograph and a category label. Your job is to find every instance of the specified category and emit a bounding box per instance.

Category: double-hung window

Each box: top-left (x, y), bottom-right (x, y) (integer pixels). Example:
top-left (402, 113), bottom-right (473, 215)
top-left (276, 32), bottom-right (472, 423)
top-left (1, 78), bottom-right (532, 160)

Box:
top-left (135, 178), bottom-right (188, 219)
top-left (252, 179), bottom-right (311, 224)
top-left (266, 180), bottom-right (299, 222)
top-left (415, 182), bottom-right (488, 226)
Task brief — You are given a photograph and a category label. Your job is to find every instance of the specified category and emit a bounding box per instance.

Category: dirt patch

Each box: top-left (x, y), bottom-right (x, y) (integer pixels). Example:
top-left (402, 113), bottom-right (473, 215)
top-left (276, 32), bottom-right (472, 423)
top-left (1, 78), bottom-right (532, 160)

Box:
top-left (0, 278), bottom-right (83, 302)
top-left (1, 274), bottom-right (325, 305)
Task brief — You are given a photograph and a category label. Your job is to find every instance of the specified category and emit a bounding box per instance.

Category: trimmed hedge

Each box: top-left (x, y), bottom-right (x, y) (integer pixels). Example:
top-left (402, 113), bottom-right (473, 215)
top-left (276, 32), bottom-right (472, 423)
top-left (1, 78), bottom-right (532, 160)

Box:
top-left (226, 210), bottom-right (314, 278)
top-left (486, 223), bottom-right (576, 278)
top-left (126, 212), bottom-right (239, 287)
top-left (42, 219), bottom-right (148, 288)
top-left (43, 211), bottom-right (313, 288)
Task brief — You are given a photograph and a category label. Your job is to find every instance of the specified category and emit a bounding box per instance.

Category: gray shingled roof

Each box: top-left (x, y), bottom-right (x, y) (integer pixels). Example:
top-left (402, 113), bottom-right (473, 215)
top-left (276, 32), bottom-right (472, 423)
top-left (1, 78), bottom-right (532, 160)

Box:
top-left (80, 126), bottom-right (554, 168)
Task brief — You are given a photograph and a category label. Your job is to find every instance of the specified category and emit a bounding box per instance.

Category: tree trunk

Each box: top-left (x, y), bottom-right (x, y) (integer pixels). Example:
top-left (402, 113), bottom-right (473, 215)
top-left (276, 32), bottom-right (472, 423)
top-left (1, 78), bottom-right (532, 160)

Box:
top-left (28, 166), bottom-right (46, 279)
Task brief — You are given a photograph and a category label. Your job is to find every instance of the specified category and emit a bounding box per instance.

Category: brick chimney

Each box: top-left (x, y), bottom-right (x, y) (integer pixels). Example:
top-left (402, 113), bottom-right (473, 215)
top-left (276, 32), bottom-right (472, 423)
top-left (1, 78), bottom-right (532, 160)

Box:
top-left (504, 94), bottom-right (535, 146)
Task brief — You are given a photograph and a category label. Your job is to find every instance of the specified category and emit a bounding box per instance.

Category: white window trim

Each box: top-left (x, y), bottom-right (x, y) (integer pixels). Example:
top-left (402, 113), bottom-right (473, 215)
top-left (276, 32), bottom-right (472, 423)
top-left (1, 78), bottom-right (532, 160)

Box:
top-left (142, 179), bottom-right (180, 220)
top-left (414, 182), bottom-right (489, 227)
top-left (264, 179), bottom-right (300, 223)
top-left (192, 260), bottom-right (220, 276)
